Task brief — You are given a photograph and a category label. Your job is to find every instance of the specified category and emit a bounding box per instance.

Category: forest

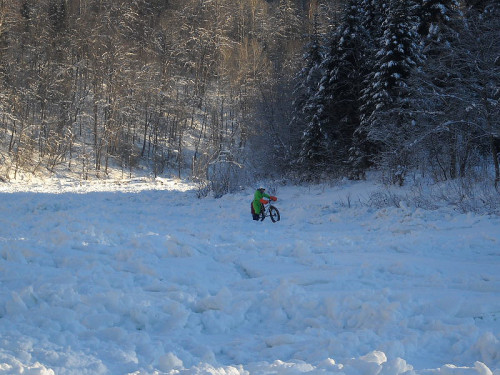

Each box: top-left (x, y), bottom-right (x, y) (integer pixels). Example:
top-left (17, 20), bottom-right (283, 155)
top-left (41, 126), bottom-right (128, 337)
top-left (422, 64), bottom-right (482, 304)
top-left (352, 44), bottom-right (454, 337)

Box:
top-left (0, 0), bottom-right (498, 196)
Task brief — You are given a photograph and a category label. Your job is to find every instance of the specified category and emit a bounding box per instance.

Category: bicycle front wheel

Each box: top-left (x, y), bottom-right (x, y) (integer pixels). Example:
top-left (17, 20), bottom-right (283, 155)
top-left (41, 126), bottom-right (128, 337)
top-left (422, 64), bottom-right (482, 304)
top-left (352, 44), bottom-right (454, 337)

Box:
top-left (269, 206), bottom-right (280, 222)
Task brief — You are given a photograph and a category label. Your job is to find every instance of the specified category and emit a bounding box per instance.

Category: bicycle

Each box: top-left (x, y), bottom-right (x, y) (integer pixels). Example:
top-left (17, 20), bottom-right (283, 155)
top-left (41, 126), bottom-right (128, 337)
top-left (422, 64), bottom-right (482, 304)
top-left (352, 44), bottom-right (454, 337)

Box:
top-left (259, 199), bottom-right (281, 223)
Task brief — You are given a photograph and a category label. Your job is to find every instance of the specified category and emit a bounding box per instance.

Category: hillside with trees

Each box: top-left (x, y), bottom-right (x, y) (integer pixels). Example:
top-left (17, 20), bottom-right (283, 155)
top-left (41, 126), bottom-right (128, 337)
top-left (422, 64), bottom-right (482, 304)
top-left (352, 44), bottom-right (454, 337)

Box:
top-left (292, 0), bottom-right (499, 188)
top-left (0, 0), bottom-right (498, 196)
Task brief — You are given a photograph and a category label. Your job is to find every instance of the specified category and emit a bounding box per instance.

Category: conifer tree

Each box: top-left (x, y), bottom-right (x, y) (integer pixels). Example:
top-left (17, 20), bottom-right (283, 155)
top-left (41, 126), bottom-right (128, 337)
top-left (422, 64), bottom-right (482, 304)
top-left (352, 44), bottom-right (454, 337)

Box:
top-left (345, 0), bottom-right (388, 178)
top-left (289, 14), bottom-right (324, 168)
top-left (408, 0), bottom-right (464, 180)
top-left (359, 0), bottom-right (423, 184)
top-left (360, 0), bottom-right (387, 37)
top-left (417, 0), bottom-right (460, 37)
top-left (297, 113), bottom-right (330, 178)
top-left (296, 0), bottom-right (369, 177)
top-left (324, 0), bottom-right (367, 171)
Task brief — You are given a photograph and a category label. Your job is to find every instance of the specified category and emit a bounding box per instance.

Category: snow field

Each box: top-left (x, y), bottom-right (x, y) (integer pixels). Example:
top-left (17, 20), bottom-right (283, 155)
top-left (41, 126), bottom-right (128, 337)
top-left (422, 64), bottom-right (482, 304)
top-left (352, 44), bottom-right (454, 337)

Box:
top-left (0, 178), bottom-right (499, 374)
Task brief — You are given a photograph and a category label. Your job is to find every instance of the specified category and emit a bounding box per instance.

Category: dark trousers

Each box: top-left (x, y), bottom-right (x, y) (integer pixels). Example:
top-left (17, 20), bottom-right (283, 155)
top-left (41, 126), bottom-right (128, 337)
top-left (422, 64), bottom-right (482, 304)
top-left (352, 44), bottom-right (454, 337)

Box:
top-left (251, 202), bottom-right (260, 221)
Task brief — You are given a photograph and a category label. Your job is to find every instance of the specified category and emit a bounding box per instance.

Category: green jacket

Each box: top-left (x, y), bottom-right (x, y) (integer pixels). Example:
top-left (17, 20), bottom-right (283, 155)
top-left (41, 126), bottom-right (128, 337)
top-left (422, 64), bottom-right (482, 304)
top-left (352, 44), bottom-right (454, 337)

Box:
top-left (252, 190), bottom-right (270, 214)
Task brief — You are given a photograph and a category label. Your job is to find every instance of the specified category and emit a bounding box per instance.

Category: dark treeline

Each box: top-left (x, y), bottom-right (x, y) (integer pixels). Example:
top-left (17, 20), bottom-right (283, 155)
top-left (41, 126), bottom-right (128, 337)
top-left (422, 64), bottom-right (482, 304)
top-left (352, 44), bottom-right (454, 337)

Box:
top-left (291, 0), bottom-right (499, 188)
top-left (0, 0), bottom-right (498, 193)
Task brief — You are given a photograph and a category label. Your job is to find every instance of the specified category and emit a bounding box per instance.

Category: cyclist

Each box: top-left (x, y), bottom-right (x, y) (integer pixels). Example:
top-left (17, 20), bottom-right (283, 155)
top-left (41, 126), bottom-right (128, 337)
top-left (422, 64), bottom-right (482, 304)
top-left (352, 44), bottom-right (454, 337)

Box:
top-left (251, 187), bottom-right (277, 221)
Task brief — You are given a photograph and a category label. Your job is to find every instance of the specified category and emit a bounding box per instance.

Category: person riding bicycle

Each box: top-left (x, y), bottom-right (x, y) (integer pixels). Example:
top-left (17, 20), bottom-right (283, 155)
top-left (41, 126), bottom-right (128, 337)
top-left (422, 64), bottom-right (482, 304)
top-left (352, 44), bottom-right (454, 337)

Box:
top-left (251, 187), bottom-right (277, 221)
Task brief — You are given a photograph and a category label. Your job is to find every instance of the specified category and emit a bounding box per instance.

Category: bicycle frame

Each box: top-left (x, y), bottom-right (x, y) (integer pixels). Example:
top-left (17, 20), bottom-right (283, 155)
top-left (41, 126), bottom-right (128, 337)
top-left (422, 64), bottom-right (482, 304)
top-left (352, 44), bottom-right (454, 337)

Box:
top-left (259, 200), bottom-right (280, 222)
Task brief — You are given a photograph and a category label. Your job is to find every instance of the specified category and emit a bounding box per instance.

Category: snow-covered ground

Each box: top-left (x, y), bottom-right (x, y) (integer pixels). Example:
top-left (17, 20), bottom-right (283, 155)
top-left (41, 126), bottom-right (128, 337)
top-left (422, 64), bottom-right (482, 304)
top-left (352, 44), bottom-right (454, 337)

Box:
top-left (0, 177), bottom-right (499, 375)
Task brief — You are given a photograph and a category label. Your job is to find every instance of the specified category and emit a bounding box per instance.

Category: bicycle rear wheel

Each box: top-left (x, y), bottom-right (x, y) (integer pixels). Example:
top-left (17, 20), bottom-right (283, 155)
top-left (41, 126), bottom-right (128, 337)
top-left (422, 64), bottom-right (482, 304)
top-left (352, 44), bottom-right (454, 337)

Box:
top-left (269, 206), bottom-right (280, 222)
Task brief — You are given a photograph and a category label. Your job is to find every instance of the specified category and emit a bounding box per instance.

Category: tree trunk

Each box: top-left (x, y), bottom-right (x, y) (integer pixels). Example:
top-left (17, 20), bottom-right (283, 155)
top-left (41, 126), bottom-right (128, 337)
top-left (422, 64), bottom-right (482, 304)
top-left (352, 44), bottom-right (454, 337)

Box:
top-left (490, 134), bottom-right (499, 190)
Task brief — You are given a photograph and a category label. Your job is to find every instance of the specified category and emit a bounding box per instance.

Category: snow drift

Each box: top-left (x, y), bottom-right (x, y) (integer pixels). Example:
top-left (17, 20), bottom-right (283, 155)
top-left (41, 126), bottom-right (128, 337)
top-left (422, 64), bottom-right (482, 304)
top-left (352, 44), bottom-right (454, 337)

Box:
top-left (0, 178), bottom-right (498, 375)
